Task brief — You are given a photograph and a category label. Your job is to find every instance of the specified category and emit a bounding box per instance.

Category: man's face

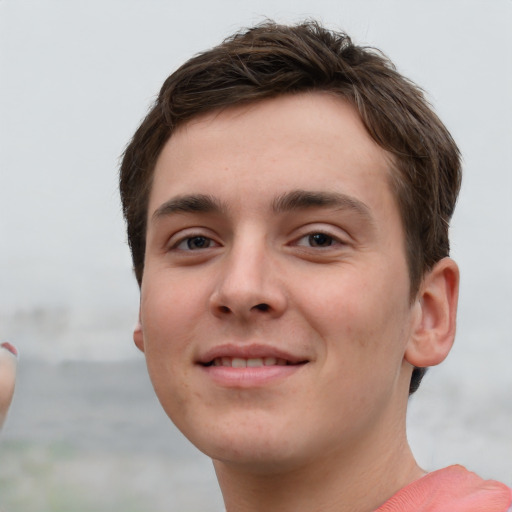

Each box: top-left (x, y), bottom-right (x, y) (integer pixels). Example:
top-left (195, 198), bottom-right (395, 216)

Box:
top-left (138, 93), bottom-right (417, 471)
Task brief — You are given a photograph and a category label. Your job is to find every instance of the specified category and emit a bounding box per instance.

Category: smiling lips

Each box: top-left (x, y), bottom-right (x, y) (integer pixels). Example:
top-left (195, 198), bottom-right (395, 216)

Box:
top-left (198, 345), bottom-right (308, 386)
top-left (209, 357), bottom-right (292, 368)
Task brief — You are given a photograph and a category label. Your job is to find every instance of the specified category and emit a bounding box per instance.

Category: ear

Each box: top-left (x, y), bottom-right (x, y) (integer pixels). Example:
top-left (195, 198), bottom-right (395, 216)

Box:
top-left (405, 257), bottom-right (459, 368)
top-left (133, 310), bottom-right (145, 353)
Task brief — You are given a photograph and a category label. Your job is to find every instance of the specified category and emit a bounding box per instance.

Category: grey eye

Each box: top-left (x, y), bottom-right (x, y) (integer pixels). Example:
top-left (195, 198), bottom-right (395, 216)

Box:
top-left (307, 233), bottom-right (334, 247)
top-left (186, 236), bottom-right (212, 250)
top-left (175, 236), bottom-right (216, 251)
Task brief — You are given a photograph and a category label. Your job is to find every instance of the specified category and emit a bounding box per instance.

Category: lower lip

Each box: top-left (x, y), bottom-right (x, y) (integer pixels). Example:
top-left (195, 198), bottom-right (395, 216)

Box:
top-left (199, 364), bottom-right (305, 387)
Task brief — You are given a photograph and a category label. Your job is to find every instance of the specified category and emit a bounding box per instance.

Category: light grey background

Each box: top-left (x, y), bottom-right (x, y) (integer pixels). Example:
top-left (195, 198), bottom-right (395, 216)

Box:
top-left (1, 0), bottom-right (511, 501)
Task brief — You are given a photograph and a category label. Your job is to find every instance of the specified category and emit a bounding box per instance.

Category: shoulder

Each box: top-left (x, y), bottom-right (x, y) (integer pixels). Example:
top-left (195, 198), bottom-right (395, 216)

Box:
top-left (376, 465), bottom-right (512, 512)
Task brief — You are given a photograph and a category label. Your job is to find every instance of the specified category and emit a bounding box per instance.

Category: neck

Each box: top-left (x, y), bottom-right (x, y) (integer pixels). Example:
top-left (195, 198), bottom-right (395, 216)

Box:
top-left (213, 389), bottom-right (424, 512)
top-left (215, 443), bottom-right (422, 512)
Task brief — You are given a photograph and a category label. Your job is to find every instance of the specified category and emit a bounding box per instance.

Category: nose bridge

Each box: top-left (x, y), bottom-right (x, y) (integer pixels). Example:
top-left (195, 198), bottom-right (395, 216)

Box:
top-left (210, 227), bottom-right (286, 318)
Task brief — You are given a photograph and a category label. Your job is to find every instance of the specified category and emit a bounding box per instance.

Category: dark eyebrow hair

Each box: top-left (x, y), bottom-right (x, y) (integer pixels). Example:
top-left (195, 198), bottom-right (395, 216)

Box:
top-left (151, 194), bottom-right (224, 221)
top-left (152, 190), bottom-right (373, 225)
top-left (272, 190), bottom-right (373, 219)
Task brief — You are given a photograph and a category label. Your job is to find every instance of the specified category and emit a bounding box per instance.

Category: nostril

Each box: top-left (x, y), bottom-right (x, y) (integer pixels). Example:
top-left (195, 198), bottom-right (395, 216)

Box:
top-left (253, 303), bottom-right (270, 312)
top-left (219, 305), bottom-right (231, 314)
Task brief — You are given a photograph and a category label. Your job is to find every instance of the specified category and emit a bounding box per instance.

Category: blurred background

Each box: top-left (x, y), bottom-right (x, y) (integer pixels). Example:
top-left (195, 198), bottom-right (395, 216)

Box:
top-left (1, 0), bottom-right (511, 510)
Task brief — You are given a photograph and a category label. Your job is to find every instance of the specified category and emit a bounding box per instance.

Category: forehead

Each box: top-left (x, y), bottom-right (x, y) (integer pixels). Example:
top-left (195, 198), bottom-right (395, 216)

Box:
top-left (149, 92), bottom-right (396, 218)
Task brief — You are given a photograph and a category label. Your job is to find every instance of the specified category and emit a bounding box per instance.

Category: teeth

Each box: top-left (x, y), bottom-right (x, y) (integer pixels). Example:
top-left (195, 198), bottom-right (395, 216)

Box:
top-left (211, 357), bottom-right (289, 367)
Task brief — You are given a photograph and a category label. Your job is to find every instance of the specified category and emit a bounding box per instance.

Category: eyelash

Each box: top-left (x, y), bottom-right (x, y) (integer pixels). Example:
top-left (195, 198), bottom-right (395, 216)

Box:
top-left (169, 229), bottom-right (346, 254)
top-left (293, 231), bottom-right (345, 249)
top-left (172, 234), bottom-right (220, 251)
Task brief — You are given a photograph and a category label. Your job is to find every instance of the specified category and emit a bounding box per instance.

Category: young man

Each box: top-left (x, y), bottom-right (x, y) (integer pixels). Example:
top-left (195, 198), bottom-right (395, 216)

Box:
top-left (120, 21), bottom-right (511, 511)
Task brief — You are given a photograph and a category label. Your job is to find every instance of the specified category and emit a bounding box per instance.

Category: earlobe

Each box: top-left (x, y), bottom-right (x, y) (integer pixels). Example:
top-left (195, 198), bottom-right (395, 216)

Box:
top-left (133, 315), bottom-right (145, 353)
top-left (405, 258), bottom-right (459, 368)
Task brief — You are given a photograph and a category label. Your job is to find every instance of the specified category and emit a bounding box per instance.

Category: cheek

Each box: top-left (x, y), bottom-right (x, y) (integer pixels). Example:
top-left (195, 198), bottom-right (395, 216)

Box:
top-left (295, 261), bottom-right (411, 360)
top-left (139, 274), bottom-right (205, 403)
top-left (141, 271), bottom-right (208, 343)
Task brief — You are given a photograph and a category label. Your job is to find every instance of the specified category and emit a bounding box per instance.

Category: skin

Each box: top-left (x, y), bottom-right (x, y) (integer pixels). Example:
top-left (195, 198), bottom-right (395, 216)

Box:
top-left (135, 92), bottom-right (459, 512)
top-left (0, 342), bottom-right (17, 429)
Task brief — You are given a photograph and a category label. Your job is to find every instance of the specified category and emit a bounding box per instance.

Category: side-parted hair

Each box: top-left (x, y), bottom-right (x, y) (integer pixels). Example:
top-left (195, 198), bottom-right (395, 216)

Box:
top-left (120, 20), bottom-right (461, 394)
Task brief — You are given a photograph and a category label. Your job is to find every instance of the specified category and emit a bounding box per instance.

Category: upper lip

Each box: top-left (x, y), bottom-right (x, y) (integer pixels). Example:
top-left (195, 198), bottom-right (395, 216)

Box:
top-left (197, 344), bottom-right (309, 365)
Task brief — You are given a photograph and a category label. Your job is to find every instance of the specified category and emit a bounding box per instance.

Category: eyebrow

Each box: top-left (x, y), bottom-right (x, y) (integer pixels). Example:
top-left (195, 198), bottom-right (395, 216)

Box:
top-left (151, 189), bottom-right (373, 224)
top-left (152, 194), bottom-right (224, 221)
top-left (272, 190), bottom-right (373, 220)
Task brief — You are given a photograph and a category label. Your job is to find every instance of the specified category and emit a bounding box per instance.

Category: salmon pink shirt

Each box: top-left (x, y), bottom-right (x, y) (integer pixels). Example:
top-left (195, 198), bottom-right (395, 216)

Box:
top-left (376, 465), bottom-right (512, 511)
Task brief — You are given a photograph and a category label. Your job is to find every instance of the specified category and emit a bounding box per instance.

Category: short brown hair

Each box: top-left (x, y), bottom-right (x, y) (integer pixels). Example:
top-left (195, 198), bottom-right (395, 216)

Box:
top-left (119, 20), bottom-right (461, 394)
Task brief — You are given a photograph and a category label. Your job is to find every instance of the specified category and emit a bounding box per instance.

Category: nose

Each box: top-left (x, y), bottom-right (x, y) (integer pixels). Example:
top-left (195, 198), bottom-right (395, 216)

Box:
top-left (209, 238), bottom-right (287, 320)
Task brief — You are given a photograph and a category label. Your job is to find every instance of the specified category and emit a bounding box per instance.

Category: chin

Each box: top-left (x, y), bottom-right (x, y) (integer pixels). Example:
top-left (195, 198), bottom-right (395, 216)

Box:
top-left (176, 410), bottom-right (308, 471)
top-left (209, 442), bottom-right (309, 475)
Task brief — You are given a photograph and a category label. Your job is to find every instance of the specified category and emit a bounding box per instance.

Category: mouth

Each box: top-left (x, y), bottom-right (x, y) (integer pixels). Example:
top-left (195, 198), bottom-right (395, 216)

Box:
top-left (199, 349), bottom-right (308, 387)
top-left (204, 356), bottom-right (304, 368)
top-left (197, 344), bottom-right (309, 370)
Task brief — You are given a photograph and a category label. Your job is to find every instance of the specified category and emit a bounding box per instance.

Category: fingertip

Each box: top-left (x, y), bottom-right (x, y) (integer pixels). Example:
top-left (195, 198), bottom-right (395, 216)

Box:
top-left (1, 342), bottom-right (19, 359)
